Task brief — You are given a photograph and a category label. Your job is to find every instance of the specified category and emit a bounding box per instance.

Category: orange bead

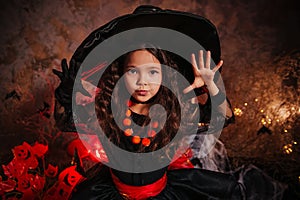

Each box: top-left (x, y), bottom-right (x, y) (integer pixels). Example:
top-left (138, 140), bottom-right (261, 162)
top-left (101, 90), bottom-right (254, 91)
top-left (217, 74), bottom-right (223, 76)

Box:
top-left (151, 121), bottom-right (159, 128)
top-left (123, 118), bottom-right (131, 126)
top-left (125, 109), bottom-right (131, 117)
top-left (132, 136), bottom-right (141, 144)
top-left (142, 138), bottom-right (151, 147)
top-left (148, 130), bottom-right (156, 137)
top-left (124, 128), bottom-right (133, 136)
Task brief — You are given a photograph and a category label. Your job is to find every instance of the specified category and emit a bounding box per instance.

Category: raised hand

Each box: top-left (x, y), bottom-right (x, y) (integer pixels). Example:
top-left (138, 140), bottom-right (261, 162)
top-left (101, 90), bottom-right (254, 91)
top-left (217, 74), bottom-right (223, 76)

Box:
top-left (183, 50), bottom-right (223, 95)
top-left (53, 58), bottom-right (91, 107)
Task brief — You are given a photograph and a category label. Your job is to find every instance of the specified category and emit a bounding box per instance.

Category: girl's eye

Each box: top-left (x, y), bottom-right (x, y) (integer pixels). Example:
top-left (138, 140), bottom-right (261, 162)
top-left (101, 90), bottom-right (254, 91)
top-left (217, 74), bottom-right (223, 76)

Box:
top-left (150, 70), bottom-right (159, 75)
top-left (127, 69), bottom-right (137, 74)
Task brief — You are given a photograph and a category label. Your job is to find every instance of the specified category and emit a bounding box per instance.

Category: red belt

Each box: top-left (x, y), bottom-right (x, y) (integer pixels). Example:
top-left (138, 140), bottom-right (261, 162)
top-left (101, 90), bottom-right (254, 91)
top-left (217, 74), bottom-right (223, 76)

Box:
top-left (110, 171), bottom-right (167, 200)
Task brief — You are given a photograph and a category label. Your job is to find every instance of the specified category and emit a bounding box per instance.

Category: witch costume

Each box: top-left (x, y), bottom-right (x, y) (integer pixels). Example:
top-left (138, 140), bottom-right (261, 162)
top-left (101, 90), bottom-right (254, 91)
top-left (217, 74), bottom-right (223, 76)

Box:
top-left (53, 5), bottom-right (287, 200)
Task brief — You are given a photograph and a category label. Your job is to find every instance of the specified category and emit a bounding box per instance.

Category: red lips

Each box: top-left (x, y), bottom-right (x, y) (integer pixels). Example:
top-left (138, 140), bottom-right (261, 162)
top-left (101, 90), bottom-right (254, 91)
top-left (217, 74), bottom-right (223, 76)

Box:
top-left (135, 90), bottom-right (148, 95)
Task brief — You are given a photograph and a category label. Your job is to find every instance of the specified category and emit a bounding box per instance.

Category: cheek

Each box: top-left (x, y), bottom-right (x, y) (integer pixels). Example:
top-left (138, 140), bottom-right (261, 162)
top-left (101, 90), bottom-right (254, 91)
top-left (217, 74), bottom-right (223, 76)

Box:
top-left (124, 76), bottom-right (135, 92)
top-left (150, 81), bottom-right (162, 94)
top-left (148, 71), bottom-right (162, 82)
top-left (150, 75), bottom-right (162, 87)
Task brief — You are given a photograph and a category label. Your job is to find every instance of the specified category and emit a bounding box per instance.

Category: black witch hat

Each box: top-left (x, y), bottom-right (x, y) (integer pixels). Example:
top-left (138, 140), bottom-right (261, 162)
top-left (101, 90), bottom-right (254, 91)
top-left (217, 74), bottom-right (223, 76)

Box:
top-left (70, 5), bottom-right (222, 84)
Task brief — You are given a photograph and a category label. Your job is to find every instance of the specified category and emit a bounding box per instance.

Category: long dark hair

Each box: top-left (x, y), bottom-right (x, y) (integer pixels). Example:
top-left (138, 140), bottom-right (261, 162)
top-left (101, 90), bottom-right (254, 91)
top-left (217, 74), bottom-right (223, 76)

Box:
top-left (95, 45), bottom-right (185, 153)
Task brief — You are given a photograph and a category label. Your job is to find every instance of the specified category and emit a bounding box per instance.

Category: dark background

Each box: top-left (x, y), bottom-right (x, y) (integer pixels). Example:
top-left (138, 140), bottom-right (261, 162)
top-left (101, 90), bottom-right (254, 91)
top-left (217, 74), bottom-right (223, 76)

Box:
top-left (0, 0), bottom-right (299, 198)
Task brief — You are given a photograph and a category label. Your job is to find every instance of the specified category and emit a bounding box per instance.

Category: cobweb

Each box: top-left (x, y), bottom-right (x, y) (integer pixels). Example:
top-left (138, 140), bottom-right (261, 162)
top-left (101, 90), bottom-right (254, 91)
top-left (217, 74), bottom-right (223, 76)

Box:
top-left (189, 134), bottom-right (288, 200)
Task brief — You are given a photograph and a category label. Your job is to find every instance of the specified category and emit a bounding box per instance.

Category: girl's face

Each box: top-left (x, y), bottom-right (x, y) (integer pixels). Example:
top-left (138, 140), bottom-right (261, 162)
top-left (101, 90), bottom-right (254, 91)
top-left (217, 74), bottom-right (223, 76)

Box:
top-left (124, 50), bottom-right (162, 103)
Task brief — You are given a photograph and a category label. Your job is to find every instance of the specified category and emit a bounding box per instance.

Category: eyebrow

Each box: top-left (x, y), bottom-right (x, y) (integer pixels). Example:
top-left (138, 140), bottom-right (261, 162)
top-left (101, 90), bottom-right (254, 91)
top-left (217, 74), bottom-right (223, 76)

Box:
top-left (124, 64), bottom-right (161, 69)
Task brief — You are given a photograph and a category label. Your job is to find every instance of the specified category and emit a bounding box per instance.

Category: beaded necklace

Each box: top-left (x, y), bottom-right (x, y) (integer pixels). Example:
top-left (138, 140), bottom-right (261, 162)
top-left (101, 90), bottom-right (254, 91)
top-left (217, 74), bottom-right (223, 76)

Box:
top-left (122, 100), bottom-right (159, 147)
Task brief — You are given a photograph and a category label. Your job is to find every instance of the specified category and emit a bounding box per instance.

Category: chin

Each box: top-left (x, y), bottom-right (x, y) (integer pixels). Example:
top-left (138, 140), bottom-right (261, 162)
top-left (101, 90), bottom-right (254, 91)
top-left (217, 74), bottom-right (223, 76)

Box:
top-left (134, 96), bottom-right (152, 103)
top-left (136, 98), bottom-right (150, 102)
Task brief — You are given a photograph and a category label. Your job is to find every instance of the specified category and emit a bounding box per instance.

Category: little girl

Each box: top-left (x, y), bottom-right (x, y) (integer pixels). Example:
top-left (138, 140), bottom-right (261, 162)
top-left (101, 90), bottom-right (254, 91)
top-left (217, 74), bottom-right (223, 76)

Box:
top-left (53, 5), bottom-right (287, 200)
top-left (65, 45), bottom-right (243, 199)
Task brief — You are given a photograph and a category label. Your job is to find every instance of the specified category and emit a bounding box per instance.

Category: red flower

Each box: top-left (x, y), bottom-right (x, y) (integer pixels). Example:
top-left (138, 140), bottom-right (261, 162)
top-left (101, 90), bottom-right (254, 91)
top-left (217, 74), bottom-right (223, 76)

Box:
top-left (31, 142), bottom-right (48, 157)
top-left (11, 142), bottom-right (39, 169)
top-left (13, 173), bottom-right (45, 199)
top-left (17, 174), bottom-right (32, 191)
top-left (30, 174), bottom-right (45, 192)
top-left (0, 179), bottom-right (16, 196)
top-left (12, 142), bottom-right (31, 161)
top-left (2, 160), bottom-right (26, 179)
top-left (44, 166), bottom-right (85, 200)
top-left (45, 164), bottom-right (58, 178)
top-left (58, 166), bottom-right (84, 187)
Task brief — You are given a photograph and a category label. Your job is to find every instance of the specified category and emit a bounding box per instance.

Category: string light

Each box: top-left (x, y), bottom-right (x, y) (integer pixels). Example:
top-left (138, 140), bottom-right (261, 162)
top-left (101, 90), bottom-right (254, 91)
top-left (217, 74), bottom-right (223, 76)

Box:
top-left (234, 108), bottom-right (243, 116)
top-left (283, 144), bottom-right (293, 154)
top-left (237, 95), bottom-right (299, 157)
top-left (232, 53), bottom-right (300, 192)
top-left (261, 118), bottom-right (266, 125)
top-left (198, 122), bottom-right (206, 127)
top-left (267, 118), bottom-right (272, 124)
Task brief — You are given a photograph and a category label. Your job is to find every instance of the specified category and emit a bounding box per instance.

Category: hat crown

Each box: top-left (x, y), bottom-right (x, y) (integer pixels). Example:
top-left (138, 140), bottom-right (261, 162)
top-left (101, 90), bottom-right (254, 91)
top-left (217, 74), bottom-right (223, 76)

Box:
top-left (133, 5), bottom-right (162, 14)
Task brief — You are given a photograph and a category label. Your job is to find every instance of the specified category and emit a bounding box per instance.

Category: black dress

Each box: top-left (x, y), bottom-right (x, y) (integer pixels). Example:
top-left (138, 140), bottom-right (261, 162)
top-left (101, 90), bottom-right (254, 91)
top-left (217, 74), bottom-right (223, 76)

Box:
top-left (70, 112), bottom-right (286, 200)
top-left (71, 164), bottom-right (243, 200)
top-left (71, 162), bottom-right (288, 200)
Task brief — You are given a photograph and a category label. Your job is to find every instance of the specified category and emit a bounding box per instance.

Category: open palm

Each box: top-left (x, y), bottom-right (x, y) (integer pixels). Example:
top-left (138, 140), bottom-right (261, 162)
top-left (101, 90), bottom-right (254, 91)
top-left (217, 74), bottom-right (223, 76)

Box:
top-left (183, 50), bottom-right (223, 94)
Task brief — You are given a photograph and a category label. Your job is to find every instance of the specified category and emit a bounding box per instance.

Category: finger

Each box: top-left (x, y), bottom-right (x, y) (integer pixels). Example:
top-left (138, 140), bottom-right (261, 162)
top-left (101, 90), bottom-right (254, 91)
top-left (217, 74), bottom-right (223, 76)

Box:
top-left (52, 69), bottom-right (63, 80)
top-left (61, 59), bottom-right (69, 77)
top-left (183, 84), bottom-right (194, 94)
top-left (75, 60), bottom-right (81, 75)
top-left (190, 53), bottom-right (198, 74)
top-left (212, 60), bottom-right (223, 73)
top-left (205, 51), bottom-right (211, 69)
top-left (69, 59), bottom-right (76, 76)
top-left (199, 50), bottom-right (204, 70)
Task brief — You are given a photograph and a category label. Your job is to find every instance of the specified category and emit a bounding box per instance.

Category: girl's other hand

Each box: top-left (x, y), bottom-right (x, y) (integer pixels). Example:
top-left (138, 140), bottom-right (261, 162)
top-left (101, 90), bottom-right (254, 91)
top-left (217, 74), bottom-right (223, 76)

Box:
top-left (183, 50), bottom-right (223, 94)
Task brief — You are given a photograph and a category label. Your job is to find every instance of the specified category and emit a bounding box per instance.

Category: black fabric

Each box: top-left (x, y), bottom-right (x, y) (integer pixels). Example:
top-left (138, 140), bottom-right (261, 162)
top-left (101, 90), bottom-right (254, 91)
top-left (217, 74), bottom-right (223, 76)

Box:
top-left (71, 164), bottom-right (288, 200)
top-left (210, 91), bottom-right (226, 106)
top-left (111, 167), bottom-right (168, 186)
top-left (182, 85), bottom-right (209, 101)
top-left (71, 166), bottom-right (242, 200)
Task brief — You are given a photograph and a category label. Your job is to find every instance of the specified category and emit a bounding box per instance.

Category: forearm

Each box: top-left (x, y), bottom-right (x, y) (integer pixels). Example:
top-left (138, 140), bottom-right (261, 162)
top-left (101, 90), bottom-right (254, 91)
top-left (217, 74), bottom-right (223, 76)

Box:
top-left (54, 99), bottom-right (76, 132)
top-left (206, 81), bottom-right (233, 119)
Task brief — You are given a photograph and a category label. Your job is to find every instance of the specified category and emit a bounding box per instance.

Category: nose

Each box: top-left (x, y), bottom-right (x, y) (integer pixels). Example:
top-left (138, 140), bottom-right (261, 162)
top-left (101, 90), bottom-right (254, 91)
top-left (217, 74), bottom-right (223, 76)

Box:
top-left (136, 73), bottom-right (148, 86)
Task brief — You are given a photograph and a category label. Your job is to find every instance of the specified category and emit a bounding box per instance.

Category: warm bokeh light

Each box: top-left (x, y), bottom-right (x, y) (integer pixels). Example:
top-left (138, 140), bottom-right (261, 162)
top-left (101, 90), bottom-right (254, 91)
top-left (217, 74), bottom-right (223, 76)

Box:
top-left (234, 108), bottom-right (243, 116)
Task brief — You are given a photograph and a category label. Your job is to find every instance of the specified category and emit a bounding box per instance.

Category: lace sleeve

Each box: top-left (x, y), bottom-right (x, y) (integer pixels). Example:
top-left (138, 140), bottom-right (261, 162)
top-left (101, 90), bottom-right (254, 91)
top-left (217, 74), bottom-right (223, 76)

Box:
top-left (54, 99), bottom-right (76, 132)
